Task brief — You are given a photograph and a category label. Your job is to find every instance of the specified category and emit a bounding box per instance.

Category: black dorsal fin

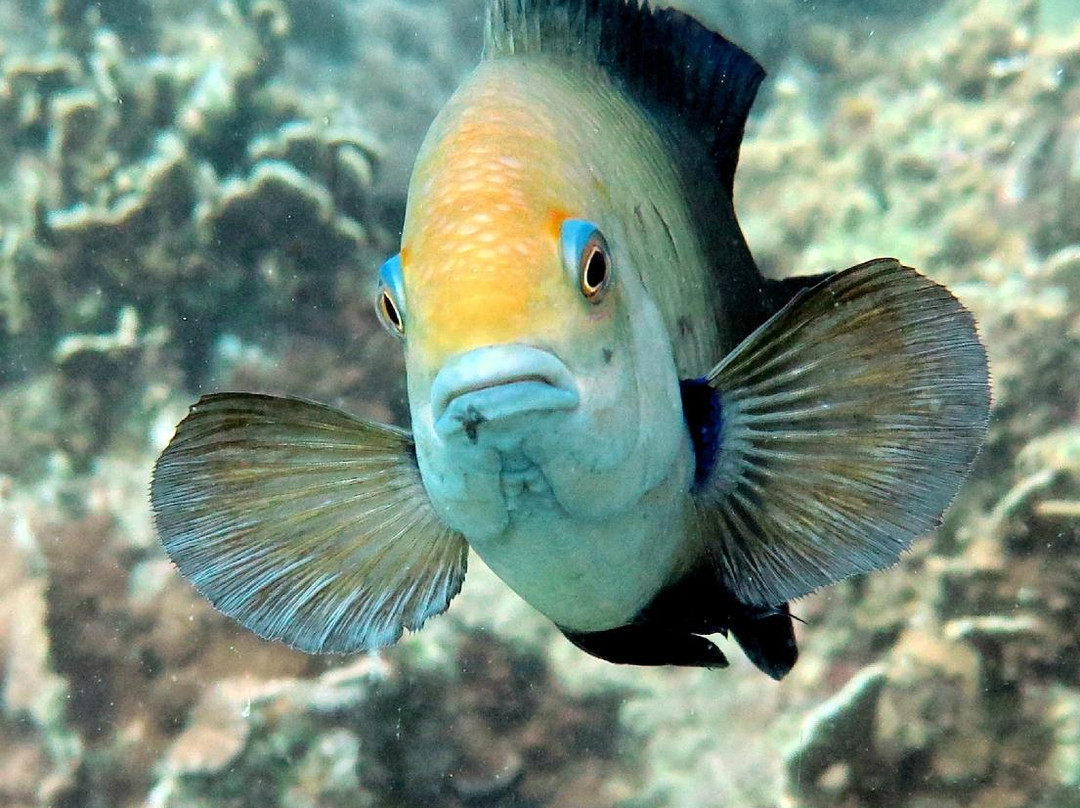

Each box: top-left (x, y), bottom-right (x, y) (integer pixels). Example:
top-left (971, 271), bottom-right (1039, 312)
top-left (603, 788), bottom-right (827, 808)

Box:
top-left (484, 0), bottom-right (765, 193)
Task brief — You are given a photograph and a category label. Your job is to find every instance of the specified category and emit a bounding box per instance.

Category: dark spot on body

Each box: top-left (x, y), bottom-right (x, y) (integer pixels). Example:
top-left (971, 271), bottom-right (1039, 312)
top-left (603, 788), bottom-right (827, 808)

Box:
top-left (633, 204), bottom-right (646, 230)
top-left (459, 405), bottom-right (488, 444)
top-left (602, 347), bottom-right (614, 364)
top-left (678, 316), bottom-right (693, 338)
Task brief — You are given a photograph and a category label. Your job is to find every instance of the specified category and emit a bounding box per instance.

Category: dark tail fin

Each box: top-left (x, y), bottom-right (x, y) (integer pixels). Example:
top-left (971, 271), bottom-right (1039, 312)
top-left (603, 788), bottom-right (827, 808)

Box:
top-left (574, 562), bottom-right (799, 678)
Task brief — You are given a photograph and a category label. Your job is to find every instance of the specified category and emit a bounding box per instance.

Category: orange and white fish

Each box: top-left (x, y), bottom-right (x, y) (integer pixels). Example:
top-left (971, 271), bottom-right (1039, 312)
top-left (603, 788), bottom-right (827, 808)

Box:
top-left (151, 0), bottom-right (990, 679)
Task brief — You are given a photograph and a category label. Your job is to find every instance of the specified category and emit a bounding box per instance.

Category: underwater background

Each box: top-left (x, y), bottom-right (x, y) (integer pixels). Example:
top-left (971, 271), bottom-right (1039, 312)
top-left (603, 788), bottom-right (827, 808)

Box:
top-left (1, 0), bottom-right (1080, 806)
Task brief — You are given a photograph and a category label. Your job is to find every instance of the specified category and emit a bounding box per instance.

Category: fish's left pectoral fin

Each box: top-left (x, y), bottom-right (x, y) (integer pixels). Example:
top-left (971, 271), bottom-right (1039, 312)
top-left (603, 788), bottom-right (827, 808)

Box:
top-left (150, 393), bottom-right (469, 655)
top-left (698, 259), bottom-right (990, 607)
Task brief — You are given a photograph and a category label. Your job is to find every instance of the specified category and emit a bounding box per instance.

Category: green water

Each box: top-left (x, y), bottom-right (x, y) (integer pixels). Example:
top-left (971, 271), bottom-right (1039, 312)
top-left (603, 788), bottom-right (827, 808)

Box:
top-left (1, 1), bottom-right (1078, 806)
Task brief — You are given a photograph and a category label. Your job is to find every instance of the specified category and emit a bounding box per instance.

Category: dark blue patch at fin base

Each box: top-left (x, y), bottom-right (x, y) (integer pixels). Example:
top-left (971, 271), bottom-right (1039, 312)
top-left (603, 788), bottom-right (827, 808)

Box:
top-left (485, 0), bottom-right (766, 192)
top-left (680, 378), bottom-right (723, 487)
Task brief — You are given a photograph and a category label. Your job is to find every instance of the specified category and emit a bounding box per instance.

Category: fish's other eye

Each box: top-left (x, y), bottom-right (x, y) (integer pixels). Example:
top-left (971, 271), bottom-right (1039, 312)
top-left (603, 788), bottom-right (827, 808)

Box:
top-left (376, 254), bottom-right (406, 339)
top-left (378, 290), bottom-right (404, 336)
top-left (561, 219), bottom-right (612, 303)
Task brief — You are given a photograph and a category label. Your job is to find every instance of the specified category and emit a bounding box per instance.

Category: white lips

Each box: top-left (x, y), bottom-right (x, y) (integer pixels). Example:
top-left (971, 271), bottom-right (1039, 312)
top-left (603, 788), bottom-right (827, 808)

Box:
top-left (430, 345), bottom-right (580, 439)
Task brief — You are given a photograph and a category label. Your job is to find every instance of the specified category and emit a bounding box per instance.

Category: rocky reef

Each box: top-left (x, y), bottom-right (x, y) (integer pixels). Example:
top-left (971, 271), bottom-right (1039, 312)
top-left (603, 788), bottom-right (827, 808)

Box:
top-left (1, 0), bottom-right (1079, 807)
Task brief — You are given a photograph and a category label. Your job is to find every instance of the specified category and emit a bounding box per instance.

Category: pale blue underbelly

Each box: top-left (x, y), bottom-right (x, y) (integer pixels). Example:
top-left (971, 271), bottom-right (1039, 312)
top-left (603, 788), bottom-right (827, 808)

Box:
top-left (467, 449), bottom-right (697, 632)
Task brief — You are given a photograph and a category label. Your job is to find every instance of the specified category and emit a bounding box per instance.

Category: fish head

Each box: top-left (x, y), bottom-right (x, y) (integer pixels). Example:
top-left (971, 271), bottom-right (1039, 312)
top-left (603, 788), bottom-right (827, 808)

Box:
top-left (376, 63), bottom-right (691, 544)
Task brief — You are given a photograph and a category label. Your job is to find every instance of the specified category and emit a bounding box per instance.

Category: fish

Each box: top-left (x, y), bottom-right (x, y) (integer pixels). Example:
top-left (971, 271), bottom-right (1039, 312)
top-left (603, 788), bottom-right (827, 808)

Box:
top-left (150, 0), bottom-right (990, 680)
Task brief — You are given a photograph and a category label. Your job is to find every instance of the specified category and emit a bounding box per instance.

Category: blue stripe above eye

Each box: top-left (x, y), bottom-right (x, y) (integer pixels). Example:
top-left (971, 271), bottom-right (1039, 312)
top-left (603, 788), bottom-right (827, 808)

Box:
top-left (379, 254), bottom-right (406, 313)
top-left (560, 219), bottom-right (600, 272)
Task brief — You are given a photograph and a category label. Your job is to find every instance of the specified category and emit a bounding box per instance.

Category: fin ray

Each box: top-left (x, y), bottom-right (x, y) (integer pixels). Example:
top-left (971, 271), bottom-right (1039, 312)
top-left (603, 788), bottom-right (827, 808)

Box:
top-left (696, 259), bottom-right (990, 606)
top-left (151, 393), bottom-right (468, 654)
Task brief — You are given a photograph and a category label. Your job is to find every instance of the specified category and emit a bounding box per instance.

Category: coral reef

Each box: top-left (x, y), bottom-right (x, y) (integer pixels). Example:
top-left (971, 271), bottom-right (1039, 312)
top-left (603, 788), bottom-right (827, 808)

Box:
top-left (781, 417), bottom-right (1080, 807)
top-left (148, 634), bottom-right (630, 808)
top-left (728, 3), bottom-right (1080, 806)
top-left (0, 0), bottom-right (405, 473)
top-left (0, 482), bottom-right (633, 808)
top-left (1, 0), bottom-right (1080, 806)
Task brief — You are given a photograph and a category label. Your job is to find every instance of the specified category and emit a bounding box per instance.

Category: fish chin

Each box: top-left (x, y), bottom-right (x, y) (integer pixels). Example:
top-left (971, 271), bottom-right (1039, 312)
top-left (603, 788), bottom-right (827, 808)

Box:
top-left (411, 340), bottom-right (648, 535)
top-left (411, 344), bottom-right (586, 540)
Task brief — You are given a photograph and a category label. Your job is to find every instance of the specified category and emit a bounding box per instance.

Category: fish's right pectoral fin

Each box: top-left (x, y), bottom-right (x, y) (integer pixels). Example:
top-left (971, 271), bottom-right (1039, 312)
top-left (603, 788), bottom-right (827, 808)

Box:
top-left (698, 259), bottom-right (990, 607)
top-left (150, 393), bottom-right (469, 654)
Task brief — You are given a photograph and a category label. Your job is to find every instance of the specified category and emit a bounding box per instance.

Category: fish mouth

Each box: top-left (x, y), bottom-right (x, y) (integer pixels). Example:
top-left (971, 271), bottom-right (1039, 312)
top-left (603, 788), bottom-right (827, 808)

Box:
top-left (431, 345), bottom-right (579, 441)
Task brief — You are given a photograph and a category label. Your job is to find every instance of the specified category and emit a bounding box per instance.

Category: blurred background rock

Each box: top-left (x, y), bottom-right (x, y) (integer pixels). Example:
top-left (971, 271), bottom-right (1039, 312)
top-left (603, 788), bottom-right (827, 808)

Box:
top-left (1, 0), bottom-right (1079, 806)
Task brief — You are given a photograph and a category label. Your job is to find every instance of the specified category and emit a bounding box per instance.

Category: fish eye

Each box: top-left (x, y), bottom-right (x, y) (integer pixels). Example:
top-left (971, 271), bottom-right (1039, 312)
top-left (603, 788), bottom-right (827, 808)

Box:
top-left (561, 219), bottom-right (612, 303)
top-left (378, 289), bottom-right (404, 336)
top-left (581, 238), bottom-right (610, 300)
top-left (376, 254), bottom-right (406, 339)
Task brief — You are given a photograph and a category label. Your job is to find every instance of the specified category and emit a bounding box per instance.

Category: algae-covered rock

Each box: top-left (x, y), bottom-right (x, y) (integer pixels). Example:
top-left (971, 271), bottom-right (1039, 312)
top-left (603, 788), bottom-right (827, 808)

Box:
top-left (0, 0), bottom-right (400, 465)
top-left (145, 634), bottom-right (630, 808)
top-left (0, 509), bottom-right (82, 806)
top-left (205, 160), bottom-right (365, 272)
top-left (784, 664), bottom-right (888, 805)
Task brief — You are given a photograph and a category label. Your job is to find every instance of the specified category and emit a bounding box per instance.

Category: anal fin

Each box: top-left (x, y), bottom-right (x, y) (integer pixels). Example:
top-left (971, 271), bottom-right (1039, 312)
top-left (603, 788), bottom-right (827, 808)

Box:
top-left (728, 603), bottom-right (798, 681)
top-left (561, 624), bottom-right (729, 670)
top-left (562, 564), bottom-right (798, 679)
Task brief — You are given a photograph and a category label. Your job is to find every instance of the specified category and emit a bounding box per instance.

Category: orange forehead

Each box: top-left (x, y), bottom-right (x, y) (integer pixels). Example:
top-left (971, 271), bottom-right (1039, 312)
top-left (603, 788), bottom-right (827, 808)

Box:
top-left (402, 86), bottom-right (582, 361)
